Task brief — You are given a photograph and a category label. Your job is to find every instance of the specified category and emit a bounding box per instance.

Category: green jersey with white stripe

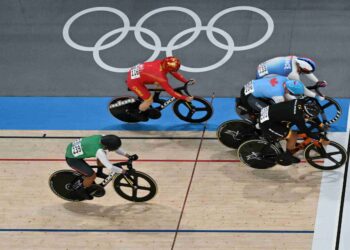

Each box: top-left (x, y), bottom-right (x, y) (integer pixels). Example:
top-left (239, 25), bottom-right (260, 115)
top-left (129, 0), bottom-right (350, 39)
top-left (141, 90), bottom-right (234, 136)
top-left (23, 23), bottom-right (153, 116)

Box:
top-left (65, 135), bottom-right (103, 159)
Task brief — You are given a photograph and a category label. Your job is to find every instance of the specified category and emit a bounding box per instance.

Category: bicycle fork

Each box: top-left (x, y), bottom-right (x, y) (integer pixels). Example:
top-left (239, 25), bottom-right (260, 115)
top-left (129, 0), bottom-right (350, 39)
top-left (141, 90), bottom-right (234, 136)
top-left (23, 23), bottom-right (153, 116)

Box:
top-left (100, 172), bottom-right (136, 189)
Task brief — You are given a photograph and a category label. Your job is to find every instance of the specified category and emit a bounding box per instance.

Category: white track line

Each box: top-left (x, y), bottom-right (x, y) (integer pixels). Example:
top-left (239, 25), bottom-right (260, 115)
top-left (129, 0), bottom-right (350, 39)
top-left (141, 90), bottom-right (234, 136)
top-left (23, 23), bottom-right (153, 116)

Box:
top-left (339, 105), bottom-right (350, 250)
top-left (312, 105), bottom-right (350, 250)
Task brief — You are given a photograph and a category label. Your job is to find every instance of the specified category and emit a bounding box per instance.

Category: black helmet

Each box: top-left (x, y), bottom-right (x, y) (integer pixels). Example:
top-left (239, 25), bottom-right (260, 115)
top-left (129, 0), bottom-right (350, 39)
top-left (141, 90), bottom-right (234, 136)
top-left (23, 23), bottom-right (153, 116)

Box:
top-left (101, 135), bottom-right (121, 151)
top-left (303, 101), bottom-right (321, 117)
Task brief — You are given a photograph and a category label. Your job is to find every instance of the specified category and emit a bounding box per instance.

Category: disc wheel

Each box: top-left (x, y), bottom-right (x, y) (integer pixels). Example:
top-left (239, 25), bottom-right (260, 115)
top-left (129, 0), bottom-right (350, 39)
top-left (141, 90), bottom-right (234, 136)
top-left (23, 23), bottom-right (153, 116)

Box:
top-left (108, 96), bottom-right (141, 123)
top-left (304, 141), bottom-right (347, 170)
top-left (172, 97), bottom-right (213, 123)
top-left (238, 139), bottom-right (280, 169)
top-left (217, 120), bottom-right (258, 149)
top-left (48, 170), bottom-right (84, 202)
top-left (113, 171), bottom-right (157, 202)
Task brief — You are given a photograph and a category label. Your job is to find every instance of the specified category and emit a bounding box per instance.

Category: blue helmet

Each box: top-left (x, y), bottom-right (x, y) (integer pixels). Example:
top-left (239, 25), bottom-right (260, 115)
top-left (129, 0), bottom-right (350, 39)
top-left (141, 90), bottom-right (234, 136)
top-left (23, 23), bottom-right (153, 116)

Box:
top-left (284, 80), bottom-right (305, 95)
top-left (296, 57), bottom-right (316, 73)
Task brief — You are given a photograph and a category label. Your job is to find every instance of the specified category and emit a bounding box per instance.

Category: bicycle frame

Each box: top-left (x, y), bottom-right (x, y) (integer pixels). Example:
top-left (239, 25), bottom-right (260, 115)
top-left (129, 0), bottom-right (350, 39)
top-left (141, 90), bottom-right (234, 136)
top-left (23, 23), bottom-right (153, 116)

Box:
top-left (289, 133), bottom-right (323, 155)
top-left (139, 82), bottom-right (193, 111)
top-left (92, 160), bottom-right (134, 188)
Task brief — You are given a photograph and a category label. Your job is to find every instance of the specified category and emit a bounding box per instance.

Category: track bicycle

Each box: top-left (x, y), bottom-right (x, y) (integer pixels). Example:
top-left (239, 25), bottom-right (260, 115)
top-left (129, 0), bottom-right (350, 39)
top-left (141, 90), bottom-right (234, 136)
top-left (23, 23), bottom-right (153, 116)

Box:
top-left (49, 157), bottom-right (157, 202)
top-left (237, 123), bottom-right (347, 170)
top-left (109, 82), bottom-right (213, 123)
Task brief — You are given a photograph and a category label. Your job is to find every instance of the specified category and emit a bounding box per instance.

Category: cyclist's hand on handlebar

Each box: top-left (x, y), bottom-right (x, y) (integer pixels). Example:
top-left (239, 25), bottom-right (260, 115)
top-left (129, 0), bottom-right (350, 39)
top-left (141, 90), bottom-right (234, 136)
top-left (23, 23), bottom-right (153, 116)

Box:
top-left (186, 79), bottom-right (196, 85)
top-left (316, 80), bottom-right (328, 88)
top-left (186, 96), bottom-right (194, 102)
top-left (128, 154), bottom-right (138, 161)
top-left (319, 123), bottom-right (330, 131)
top-left (316, 95), bottom-right (325, 102)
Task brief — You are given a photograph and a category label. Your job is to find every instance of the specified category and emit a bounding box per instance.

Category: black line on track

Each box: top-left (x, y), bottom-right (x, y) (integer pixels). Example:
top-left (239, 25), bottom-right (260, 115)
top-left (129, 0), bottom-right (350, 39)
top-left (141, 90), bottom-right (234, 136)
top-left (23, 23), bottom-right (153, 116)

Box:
top-left (171, 93), bottom-right (215, 250)
top-left (0, 135), bottom-right (217, 140)
top-left (335, 130), bottom-right (350, 249)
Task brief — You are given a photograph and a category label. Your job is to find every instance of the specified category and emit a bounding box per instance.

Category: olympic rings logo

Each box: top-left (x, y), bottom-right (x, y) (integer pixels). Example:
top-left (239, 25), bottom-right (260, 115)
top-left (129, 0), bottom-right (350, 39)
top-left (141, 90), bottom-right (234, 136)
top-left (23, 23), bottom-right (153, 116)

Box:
top-left (63, 6), bottom-right (274, 73)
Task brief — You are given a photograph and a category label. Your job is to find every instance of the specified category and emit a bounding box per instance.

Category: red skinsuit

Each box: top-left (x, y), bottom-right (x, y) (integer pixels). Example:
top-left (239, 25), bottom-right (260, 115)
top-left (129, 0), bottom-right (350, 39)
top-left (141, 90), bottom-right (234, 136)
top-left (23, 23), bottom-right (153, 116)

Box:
top-left (126, 60), bottom-right (188, 101)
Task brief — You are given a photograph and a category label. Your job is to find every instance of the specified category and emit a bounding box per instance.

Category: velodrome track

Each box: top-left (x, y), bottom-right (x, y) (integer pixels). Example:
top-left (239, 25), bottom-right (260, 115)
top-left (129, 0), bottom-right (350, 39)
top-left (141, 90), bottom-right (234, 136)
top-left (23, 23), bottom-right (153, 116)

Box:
top-left (1, 1), bottom-right (350, 249)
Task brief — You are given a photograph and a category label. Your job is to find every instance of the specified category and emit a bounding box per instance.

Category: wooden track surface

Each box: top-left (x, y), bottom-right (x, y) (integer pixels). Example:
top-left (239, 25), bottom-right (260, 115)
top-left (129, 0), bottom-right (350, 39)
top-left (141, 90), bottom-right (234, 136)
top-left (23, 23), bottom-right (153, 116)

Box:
top-left (0, 130), bottom-right (323, 249)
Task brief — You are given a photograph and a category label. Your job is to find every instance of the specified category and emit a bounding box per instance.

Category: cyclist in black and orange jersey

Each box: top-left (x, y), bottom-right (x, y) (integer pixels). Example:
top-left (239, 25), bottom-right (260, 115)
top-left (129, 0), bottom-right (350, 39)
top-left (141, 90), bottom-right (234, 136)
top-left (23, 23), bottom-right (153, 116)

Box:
top-left (258, 98), bottom-right (329, 165)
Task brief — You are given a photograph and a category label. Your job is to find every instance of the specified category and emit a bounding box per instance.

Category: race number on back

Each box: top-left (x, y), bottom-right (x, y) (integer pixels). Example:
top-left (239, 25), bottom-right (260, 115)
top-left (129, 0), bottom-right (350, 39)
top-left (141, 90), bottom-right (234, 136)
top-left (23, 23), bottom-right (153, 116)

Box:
top-left (244, 81), bottom-right (254, 95)
top-left (130, 65), bottom-right (141, 79)
top-left (257, 63), bottom-right (268, 77)
top-left (260, 106), bottom-right (270, 123)
top-left (71, 139), bottom-right (84, 157)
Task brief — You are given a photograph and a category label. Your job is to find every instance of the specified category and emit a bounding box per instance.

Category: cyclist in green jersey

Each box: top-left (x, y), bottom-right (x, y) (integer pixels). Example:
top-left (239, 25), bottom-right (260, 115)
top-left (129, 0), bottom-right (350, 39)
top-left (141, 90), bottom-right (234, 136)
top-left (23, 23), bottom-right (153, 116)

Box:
top-left (65, 134), bottom-right (137, 200)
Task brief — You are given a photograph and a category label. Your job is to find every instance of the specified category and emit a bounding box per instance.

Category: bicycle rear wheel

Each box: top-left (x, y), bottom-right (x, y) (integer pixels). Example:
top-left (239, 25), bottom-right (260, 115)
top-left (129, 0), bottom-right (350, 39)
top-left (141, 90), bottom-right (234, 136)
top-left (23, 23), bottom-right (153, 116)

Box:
top-left (113, 171), bottom-right (157, 202)
top-left (49, 170), bottom-right (84, 202)
top-left (109, 96), bottom-right (141, 123)
top-left (238, 139), bottom-right (280, 169)
top-left (217, 120), bottom-right (258, 149)
top-left (304, 141), bottom-right (347, 170)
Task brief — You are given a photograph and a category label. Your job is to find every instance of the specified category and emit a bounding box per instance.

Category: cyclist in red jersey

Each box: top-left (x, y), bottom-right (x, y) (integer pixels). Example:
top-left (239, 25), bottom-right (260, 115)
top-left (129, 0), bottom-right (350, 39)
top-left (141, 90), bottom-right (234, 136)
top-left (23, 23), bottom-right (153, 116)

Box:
top-left (126, 56), bottom-right (195, 118)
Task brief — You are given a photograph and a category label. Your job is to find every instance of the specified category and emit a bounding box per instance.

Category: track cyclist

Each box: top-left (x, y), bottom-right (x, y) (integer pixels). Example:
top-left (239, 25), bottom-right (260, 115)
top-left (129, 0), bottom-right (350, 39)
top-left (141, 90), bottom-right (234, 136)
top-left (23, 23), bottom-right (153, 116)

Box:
top-left (126, 56), bottom-right (195, 121)
top-left (256, 55), bottom-right (327, 101)
top-left (240, 75), bottom-right (313, 113)
top-left (65, 134), bottom-right (137, 200)
top-left (259, 98), bottom-right (329, 165)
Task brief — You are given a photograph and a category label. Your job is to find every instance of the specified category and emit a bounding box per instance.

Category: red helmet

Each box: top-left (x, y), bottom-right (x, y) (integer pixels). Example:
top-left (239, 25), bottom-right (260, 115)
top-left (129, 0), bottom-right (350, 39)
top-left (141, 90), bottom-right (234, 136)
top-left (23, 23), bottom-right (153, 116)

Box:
top-left (162, 56), bottom-right (181, 72)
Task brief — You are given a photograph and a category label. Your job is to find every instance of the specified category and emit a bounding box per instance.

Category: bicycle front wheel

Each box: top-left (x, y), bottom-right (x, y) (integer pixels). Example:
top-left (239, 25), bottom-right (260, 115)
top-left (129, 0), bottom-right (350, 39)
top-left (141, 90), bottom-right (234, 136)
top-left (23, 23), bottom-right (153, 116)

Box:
top-left (304, 141), bottom-right (347, 170)
top-left (113, 171), bottom-right (158, 202)
top-left (173, 97), bottom-right (213, 123)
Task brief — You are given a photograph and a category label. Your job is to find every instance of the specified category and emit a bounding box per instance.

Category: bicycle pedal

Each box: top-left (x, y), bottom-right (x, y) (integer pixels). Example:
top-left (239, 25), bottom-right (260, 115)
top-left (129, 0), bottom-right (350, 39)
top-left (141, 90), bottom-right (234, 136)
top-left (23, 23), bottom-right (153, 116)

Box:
top-left (86, 184), bottom-right (106, 198)
top-left (146, 109), bottom-right (161, 119)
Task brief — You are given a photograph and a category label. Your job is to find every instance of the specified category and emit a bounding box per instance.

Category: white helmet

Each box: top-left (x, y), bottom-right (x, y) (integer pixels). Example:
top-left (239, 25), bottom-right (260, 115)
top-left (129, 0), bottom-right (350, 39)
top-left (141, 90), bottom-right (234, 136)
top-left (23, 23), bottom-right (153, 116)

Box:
top-left (296, 57), bottom-right (316, 73)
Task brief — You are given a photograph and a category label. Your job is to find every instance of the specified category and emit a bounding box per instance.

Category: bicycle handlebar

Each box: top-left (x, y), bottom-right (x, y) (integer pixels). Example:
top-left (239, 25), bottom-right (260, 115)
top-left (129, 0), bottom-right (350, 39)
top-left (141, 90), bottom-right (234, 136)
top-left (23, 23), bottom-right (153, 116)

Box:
top-left (113, 155), bottom-right (138, 169)
top-left (306, 83), bottom-right (324, 97)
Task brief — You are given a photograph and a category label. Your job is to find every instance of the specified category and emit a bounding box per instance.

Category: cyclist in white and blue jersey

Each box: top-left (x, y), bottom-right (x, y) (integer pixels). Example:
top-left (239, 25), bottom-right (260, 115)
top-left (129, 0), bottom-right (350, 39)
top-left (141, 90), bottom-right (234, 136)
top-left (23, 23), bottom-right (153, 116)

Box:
top-left (256, 56), bottom-right (327, 101)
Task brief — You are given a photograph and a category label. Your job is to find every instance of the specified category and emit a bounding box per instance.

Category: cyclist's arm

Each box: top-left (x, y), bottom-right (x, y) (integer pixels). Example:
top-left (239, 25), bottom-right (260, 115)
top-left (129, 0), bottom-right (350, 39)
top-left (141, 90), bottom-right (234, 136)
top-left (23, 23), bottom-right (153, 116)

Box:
top-left (115, 148), bottom-right (130, 158)
top-left (303, 86), bottom-right (317, 98)
top-left (304, 73), bottom-right (319, 83)
top-left (169, 72), bottom-right (188, 83)
top-left (159, 79), bottom-right (188, 101)
top-left (96, 149), bottom-right (123, 173)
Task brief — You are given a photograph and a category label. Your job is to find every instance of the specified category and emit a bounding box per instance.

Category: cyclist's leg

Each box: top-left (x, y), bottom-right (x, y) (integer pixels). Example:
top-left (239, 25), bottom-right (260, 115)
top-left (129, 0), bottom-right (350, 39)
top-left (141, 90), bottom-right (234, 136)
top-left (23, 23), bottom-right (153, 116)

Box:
top-left (246, 94), bottom-right (269, 112)
top-left (66, 158), bottom-right (96, 187)
top-left (286, 130), bottom-right (298, 152)
top-left (240, 89), bottom-right (259, 122)
top-left (66, 158), bottom-right (96, 199)
top-left (127, 80), bottom-right (153, 111)
top-left (261, 122), bottom-right (299, 165)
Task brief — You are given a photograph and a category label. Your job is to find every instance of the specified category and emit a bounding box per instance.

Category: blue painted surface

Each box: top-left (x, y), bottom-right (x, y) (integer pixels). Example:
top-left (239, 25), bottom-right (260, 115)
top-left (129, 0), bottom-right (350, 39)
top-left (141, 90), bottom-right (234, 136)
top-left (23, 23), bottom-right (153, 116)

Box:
top-left (0, 97), bottom-right (348, 131)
